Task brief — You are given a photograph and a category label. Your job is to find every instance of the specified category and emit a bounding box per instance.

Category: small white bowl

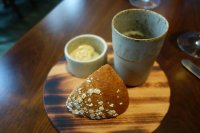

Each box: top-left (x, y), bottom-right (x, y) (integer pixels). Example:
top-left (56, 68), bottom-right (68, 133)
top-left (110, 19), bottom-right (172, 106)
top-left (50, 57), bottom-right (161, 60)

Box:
top-left (64, 34), bottom-right (108, 78)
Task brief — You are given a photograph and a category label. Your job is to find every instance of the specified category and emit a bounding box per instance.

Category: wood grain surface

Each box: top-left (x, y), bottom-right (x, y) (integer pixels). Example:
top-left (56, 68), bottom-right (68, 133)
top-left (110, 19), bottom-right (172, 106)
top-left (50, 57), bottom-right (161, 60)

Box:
top-left (44, 43), bottom-right (170, 133)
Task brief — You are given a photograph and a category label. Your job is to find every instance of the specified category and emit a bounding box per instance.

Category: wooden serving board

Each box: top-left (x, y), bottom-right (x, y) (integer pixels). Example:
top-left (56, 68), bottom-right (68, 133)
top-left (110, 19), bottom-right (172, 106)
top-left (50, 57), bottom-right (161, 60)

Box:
top-left (43, 43), bottom-right (170, 133)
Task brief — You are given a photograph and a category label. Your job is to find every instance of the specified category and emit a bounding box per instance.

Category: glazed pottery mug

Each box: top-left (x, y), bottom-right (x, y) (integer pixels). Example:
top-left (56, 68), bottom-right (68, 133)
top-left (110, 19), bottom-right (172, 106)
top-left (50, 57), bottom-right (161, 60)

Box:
top-left (112, 9), bottom-right (169, 86)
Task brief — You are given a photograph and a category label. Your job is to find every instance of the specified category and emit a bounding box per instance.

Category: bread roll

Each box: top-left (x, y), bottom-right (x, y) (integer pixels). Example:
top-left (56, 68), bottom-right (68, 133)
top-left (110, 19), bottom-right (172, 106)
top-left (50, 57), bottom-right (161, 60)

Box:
top-left (66, 64), bottom-right (129, 119)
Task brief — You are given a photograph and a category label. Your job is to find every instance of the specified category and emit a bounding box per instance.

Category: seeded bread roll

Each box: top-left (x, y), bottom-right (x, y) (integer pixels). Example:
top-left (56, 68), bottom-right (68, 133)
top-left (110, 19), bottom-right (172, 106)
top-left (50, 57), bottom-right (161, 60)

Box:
top-left (66, 64), bottom-right (129, 119)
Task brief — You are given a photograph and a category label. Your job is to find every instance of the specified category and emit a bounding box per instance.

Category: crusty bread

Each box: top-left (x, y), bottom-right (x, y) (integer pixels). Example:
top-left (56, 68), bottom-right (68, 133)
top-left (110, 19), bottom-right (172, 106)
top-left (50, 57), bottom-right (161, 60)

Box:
top-left (66, 64), bottom-right (129, 119)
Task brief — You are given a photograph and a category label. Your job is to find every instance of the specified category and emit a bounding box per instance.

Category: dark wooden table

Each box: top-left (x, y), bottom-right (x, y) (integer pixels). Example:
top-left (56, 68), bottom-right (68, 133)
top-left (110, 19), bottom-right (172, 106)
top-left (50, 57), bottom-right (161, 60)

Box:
top-left (0, 0), bottom-right (200, 132)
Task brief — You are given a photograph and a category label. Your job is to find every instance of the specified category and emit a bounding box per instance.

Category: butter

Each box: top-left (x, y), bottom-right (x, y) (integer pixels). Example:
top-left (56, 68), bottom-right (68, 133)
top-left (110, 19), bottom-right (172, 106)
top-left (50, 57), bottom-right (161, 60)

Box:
top-left (70, 44), bottom-right (99, 61)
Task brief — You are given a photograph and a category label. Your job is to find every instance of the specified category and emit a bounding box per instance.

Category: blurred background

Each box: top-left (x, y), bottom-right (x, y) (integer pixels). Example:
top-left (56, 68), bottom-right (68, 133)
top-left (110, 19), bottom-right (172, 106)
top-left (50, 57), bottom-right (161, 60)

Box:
top-left (0, 0), bottom-right (61, 56)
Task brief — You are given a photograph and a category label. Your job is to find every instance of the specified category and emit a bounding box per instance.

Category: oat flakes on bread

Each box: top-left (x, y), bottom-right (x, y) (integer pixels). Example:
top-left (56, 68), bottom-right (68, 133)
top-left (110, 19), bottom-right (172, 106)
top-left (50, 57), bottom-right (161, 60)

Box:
top-left (66, 64), bottom-right (129, 119)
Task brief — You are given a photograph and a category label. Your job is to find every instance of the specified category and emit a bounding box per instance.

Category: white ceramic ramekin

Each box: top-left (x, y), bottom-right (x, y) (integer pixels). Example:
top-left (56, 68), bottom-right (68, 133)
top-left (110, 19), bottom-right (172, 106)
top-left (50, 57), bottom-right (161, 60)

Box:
top-left (64, 34), bottom-right (108, 78)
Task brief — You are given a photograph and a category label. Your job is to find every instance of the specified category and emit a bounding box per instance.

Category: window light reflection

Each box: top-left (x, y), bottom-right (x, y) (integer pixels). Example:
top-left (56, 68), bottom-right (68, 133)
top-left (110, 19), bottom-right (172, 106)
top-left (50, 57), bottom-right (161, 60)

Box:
top-left (43, 0), bottom-right (85, 33)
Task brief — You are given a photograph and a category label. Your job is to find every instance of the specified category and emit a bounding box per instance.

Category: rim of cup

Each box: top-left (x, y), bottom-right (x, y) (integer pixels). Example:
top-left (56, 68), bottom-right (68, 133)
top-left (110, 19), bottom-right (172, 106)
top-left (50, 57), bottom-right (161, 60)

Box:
top-left (112, 9), bottom-right (169, 41)
top-left (64, 34), bottom-right (108, 64)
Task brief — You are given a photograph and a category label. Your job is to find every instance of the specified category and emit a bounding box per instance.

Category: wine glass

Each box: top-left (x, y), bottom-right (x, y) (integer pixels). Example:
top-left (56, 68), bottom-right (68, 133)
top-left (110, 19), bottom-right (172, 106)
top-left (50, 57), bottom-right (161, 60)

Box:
top-left (129, 0), bottom-right (160, 9)
top-left (177, 32), bottom-right (200, 58)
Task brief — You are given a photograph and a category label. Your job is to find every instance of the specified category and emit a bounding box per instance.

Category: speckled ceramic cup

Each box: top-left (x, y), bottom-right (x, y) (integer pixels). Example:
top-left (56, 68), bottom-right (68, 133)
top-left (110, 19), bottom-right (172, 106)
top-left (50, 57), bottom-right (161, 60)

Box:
top-left (112, 9), bottom-right (169, 86)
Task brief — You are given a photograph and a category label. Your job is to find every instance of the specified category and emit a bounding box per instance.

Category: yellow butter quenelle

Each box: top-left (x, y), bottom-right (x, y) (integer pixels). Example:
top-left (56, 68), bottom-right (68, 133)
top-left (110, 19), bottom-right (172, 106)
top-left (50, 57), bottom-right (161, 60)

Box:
top-left (70, 44), bottom-right (99, 61)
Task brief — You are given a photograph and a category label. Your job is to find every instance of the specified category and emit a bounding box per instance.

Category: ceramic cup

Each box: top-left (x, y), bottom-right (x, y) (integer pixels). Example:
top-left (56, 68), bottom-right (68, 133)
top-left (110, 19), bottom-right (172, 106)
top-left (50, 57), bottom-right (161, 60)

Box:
top-left (64, 34), bottom-right (107, 78)
top-left (112, 9), bottom-right (169, 86)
